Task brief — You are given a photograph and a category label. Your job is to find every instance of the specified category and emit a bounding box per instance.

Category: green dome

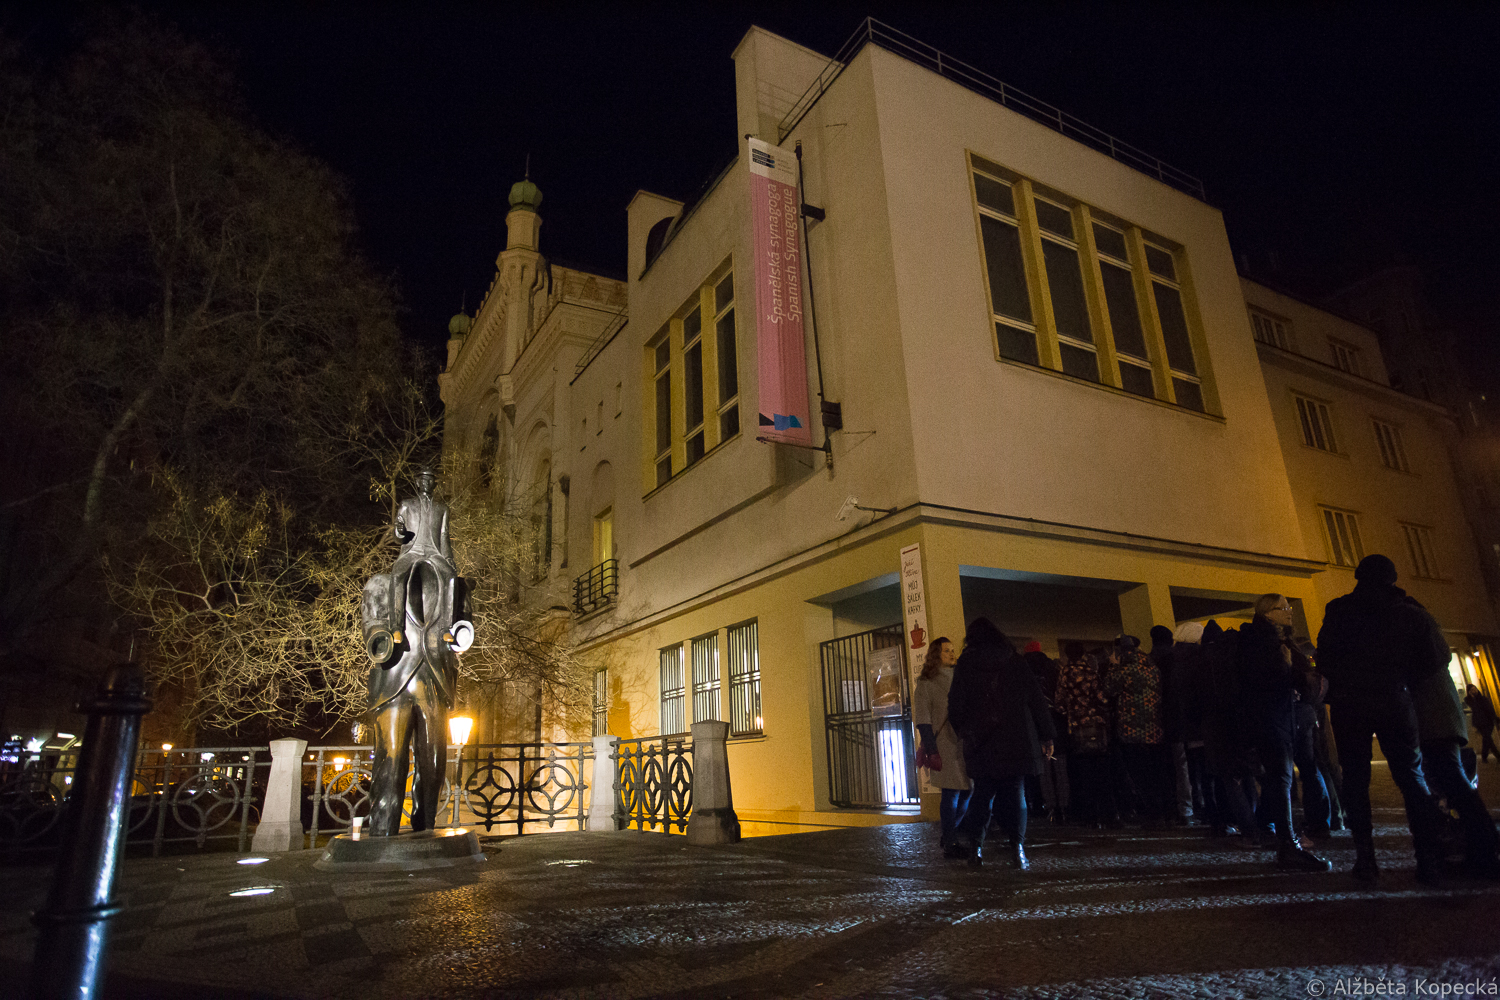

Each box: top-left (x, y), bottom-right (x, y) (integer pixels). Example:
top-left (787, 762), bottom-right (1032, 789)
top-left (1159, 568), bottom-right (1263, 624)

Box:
top-left (508, 178), bottom-right (543, 212)
top-left (448, 312), bottom-right (471, 336)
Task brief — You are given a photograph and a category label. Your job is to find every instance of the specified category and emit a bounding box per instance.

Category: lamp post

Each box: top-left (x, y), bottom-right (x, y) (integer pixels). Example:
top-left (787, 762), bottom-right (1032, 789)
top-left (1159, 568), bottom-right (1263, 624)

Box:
top-left (448, 714), bottom-right (473, 827)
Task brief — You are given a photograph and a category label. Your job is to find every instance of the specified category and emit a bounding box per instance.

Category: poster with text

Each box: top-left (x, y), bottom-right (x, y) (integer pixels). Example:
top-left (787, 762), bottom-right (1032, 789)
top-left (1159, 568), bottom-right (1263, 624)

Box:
top-left (747, 137), bottom-right (812, 446)
top-left (899, 543), bottom-right (930, 656)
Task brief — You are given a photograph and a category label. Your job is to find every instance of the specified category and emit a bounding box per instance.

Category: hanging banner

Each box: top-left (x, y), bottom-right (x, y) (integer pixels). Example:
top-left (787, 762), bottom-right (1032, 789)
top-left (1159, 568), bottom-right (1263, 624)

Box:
top-left (747, 137), bottom-right (812, 446)
top-left (899, 543), bottom-right (930, 657)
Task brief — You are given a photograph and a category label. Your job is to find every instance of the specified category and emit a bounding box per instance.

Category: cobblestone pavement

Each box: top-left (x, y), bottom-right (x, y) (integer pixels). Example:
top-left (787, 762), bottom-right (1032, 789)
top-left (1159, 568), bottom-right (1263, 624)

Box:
top-left (3, 763), bottom-right (1498, 999)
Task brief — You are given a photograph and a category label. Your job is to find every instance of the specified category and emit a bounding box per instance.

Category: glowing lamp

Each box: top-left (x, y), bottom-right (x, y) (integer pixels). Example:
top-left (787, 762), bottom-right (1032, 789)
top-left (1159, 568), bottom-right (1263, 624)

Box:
top-left (449, 715), bottom-right (474, 746)
top-left (161, 743), bottom-right (173, 752)
top-left (332, 756), bottom-right (347, 772)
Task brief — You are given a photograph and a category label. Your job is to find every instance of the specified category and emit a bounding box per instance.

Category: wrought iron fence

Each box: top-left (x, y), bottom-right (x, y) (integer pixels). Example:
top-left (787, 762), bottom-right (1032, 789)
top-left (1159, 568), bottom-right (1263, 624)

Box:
top-left (819, 624), bottom-right (920, 808)
top-left (613, 734), bottom-right (693, 834)
top-left (0, 746), bottom-right (269, 856)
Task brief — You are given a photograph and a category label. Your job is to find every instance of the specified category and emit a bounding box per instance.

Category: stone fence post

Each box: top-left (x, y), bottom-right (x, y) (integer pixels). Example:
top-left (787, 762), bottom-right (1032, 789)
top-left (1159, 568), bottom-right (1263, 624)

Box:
top-left (251, 738), bottom-right (308, 852)
top-left (686, 720), bottom-right (740, 846)
top-left (587, 735), bottom-right (621, 831)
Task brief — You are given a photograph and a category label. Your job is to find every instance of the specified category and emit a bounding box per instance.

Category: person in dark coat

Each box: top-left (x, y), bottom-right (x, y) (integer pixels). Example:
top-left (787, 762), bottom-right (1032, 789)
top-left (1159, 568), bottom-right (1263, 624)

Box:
top-left (1200, 621), bottom-right (1260, 843)
top-left (1413, 646), bottom-right (1500, 879)
top-left (1467, 685), bottom-right (1498, 763)
top-left (948, 618), bottom-right (1056, 869)
top-left (1288, 636), bottom-right (1333, 840)
top-left (1239, 595), bottom-right (1331, 871)
top-left (1171, 622), bottom-right (1211, 824)
top-left (1317, 554), bottom-right (1449, 884)
top-left (1150, 624), bottom-right (1194, 824)
top-left (1021, 641), bottom-right (1069, 824)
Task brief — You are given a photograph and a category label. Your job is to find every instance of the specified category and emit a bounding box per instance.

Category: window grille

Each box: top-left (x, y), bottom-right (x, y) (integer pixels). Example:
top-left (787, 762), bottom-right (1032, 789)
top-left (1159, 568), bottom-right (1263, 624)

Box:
top-left (727, 621), bottom-right (762, 736)
top-left (659, 645), bottom-right (686, 735)
top-left (592, 669), bottom-right (608, 737)
top-left (691, 633), bottom-right (721, 723)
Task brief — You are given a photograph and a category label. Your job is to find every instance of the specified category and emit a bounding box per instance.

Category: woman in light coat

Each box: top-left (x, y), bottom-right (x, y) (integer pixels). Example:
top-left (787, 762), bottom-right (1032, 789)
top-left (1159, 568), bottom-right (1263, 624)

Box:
top-left (915, 636), bottom-right (971, 858)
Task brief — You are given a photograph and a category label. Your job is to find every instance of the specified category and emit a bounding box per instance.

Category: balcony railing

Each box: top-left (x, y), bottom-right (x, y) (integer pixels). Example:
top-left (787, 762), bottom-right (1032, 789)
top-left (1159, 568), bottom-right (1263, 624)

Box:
top-left (572, 559), bottom-right (618, 615)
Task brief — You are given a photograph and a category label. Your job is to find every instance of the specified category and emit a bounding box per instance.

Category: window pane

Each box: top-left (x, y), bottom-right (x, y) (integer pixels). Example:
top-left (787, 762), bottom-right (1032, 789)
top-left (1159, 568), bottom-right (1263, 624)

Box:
top-left (683, 306), bottom-right (701, 344)
top-left (1093, 223), bottom-right (1128, 261)
top-left (1145, 244), bottom-right (1176, 280)
top-left (1101, 262), bottom-right (1146, 358)
top-left (655, 338), bottom-right (670, 374)
top-left (1119, 362), bottom-right (1155, 397)
top-left (1042, 240), bottom-right (1091, 343)
top-left (980, 215), bottom-right (1032, 323)
top-left (720, 405), bottom-right (739, 440)
top-left (715, 273), bottom-right (734, 314)
top-left (685, 342), bottom-right (704, 429)
top-left (692, 634), bottom-right (721, 723)
top-left (717, 309), bottom-right (738, 403)
top-left (687, 431), bottom-right (705, 465)
top-left (996, 322), bottom-right (1039, 366)
top-left (655, 372), bottom-right (671, 454)
top-left (656, 457), bottom-right (671, 488)
top-left (660, 646), bottom-right (686, 735)
top-left (1060, 342), bottom-right (1099, 382)
top-left (728, 621), bottom-right (762, 736)
top-left (974, 173), bottom-right (1015, 216)
top-left (1153, 283), bottom-right (1196, 374)
top-left (1172, 377), bottom-right (1204, 412)
top-left (1034, 199), bottom-right (1074, 239)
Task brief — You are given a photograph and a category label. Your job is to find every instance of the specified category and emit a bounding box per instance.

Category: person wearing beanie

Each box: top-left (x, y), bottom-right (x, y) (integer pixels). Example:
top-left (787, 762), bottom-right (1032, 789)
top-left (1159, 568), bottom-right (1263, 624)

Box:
top-left (1317, 553), bottom-right (1450, 885)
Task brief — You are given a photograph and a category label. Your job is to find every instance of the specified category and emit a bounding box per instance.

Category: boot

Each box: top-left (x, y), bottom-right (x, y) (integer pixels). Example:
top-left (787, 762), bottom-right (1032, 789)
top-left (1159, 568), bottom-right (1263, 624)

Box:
top-left (1351, 841), bottom-right (1379, 883)
top-left (943, 840), bottom-right (970, 860)
top-left (967, 846), bottom-right (984, 869)
top-left (1011, 843), bottom-right (1029, 871)
top-left (1277, 834), bottom-right (1333, 872)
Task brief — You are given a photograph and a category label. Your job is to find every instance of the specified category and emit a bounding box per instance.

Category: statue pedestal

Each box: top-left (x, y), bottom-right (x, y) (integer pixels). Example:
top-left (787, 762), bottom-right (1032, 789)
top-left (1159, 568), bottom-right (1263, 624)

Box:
top-left (313, 828), bottom-right (485, 872)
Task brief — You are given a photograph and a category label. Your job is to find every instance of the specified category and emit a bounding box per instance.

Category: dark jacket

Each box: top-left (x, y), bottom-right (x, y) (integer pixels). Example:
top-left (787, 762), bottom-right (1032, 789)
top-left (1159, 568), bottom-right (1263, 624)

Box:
top-left (1169, 641), bottom-right (1208, 744)
top-left (1200, 624), bottom-right (1253, 779)
top-left (949, 634), bottom-right (1056, 780)
top-left (1236, 616), bottom-right (1299, 742)
top-left (1466, 690), bottom-right (1497, 733)
top-left (1317, 581), bottom-right (1447, 708)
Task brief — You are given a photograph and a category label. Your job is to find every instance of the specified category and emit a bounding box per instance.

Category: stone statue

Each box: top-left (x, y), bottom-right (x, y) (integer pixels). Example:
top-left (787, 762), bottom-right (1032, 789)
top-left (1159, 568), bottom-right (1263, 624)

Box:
top-left (360, 468), bottom-right (473, 836)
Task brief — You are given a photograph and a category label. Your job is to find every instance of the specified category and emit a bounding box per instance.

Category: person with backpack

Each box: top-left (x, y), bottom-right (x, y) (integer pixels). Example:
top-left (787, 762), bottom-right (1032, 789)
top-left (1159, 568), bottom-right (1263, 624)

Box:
top-left (1317, 555), bottom-right (1449, 884)
top-left (948, 618), bottom-right (1056, 869)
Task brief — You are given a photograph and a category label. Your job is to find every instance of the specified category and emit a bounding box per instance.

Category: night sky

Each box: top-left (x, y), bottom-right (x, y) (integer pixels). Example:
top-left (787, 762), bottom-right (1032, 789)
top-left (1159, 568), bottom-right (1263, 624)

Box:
top-left (28, 4), bottom-right (1500, 357)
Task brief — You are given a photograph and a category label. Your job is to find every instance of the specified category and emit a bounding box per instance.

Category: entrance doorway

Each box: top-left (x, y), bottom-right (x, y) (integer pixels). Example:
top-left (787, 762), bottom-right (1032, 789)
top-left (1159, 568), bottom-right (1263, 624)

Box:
top-left (818, 624), bottom-right (918, 808)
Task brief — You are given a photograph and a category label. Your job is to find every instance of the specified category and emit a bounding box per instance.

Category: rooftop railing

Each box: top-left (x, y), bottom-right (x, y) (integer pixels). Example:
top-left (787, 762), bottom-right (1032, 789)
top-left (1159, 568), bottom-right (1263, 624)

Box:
top-left (777, 17), bottom-right (1207, 203)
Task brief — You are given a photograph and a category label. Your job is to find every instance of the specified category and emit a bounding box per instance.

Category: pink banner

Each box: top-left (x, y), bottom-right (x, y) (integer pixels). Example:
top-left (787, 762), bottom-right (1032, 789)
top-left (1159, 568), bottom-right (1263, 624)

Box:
top-left (747, 138), bottom-right (812, 447)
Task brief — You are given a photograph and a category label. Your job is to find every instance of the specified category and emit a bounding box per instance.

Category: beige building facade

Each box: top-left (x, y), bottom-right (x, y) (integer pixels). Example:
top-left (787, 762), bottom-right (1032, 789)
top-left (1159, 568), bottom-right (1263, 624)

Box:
top-left (440, 25), bottom-right (1499, 834)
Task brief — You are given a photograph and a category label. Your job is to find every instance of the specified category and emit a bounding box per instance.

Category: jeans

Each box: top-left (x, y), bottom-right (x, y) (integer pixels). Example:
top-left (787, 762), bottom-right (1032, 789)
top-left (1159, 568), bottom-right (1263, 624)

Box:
top-left (1330, 694), bottom-right (1444, 860)
top-left (964, 775), bottom-right (1027, 850)
top-left (1421, 738), bottom-right (1498, 862)
top-left (1293, 704), bottom-right (1331, 833)
top-left (939, 788), bottom-right (972, 847)
top-left (1254, 737), bottom-right (1296, 841)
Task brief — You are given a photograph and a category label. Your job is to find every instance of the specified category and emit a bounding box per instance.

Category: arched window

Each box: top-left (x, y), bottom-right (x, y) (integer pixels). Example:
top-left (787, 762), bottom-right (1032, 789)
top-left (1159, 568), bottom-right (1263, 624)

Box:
top-left (478, 414), bottom-right (499, 489)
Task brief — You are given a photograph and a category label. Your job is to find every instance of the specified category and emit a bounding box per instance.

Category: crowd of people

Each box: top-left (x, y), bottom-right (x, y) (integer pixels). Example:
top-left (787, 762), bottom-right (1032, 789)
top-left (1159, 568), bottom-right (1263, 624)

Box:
top-left (913, 553), bottom-right (1500, 883)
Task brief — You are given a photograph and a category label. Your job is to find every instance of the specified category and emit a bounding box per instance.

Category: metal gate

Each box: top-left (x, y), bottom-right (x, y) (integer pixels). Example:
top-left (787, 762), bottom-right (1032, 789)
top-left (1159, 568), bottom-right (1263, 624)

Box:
top-left (819, 623), bottom-right (919, 808)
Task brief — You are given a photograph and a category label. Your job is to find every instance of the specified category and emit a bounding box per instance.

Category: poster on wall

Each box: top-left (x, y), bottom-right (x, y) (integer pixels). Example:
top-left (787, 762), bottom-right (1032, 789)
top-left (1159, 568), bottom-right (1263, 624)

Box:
top-left (865, 645), bottom-right (905, 719)
top-left (899, 543), bottom-right (930, 657)
top-left (746, 137), bottom-right (812, 447)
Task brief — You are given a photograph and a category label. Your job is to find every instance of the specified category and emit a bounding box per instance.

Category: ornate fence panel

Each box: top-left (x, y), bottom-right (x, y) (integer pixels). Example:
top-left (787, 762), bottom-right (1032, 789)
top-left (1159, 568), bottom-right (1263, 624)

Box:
top-left (0, 746), bottom-right (268, 857)
top-left (613, 735), bottom-right (693, 834)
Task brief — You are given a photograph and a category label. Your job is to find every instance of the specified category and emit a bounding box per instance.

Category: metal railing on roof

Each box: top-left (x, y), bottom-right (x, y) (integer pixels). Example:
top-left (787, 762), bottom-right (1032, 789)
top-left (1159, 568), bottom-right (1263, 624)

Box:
top-left (777, 17), bottom-right (1207, 202)
top-left (571, 308), bottom-right (629, 382)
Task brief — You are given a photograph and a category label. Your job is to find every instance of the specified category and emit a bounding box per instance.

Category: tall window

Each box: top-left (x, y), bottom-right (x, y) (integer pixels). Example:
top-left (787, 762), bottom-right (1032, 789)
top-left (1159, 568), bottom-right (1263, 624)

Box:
top-left (592, 507), bottom-right (613, 566)
top-left (1321, 507), bottom-right (1364, 568)
top-left (970, 154), bottom-right (1210, 413)
top-left (1330, 339), bottom-right (1363, 377)
top-left (1373, 420), bottom-right (1410, 472)
top-left (643, 260), bottom-right (737, 493)
top-left (727, 620), bottom-right (762, 736)
top-left (691, 633), bottom-right (721, 723)
top-left (1250, 309), bottom-right (1292, 350)
top-left (659, 645), bottom-right (686, 735)
top-left (1295, 395), bottom-right (1338, 453)
top-left (1401, 523), bottom-right (1440, 579)
top-left (592, 669), bottom-right (608, 737)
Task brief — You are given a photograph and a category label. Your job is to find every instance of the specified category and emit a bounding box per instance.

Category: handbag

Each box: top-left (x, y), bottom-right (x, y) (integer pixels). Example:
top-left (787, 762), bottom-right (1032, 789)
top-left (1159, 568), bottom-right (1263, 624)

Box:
top-left (1074, 720), bottom-right (1108, 755)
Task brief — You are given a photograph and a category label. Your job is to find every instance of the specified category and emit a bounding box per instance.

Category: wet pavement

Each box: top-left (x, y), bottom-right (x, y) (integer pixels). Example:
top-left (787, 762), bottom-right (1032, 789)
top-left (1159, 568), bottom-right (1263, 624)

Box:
top-left (3, 763), bottom-right (1499, 999)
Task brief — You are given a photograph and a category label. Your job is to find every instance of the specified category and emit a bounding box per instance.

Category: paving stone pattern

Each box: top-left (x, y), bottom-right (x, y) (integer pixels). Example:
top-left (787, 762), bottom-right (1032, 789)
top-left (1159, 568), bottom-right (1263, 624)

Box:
top-left (2, 763), bottom-right (1498, 999)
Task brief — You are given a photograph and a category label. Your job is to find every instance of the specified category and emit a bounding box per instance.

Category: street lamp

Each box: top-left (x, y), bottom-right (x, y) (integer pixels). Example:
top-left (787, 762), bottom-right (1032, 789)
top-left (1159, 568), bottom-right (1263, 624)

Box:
top-left (448, 714), bottom-right (474, 826)
top-left (161, 743), bottom-right (173, 753)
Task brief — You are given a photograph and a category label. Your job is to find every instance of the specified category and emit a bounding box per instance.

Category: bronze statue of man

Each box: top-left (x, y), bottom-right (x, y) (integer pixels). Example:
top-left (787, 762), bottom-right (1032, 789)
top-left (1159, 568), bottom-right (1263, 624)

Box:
top-left (360, 468), bottom-right (473, 836)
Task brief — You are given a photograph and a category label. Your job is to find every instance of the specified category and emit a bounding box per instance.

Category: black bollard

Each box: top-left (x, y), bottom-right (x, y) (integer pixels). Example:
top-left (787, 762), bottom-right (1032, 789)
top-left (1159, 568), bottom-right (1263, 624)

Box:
top-left (28, 666), bottom-right (152, 1000)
